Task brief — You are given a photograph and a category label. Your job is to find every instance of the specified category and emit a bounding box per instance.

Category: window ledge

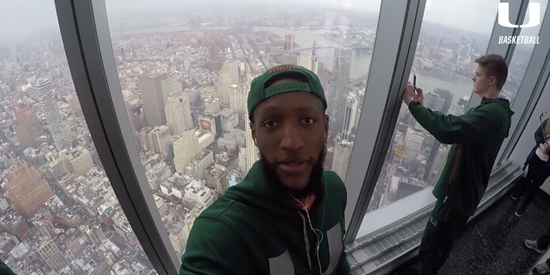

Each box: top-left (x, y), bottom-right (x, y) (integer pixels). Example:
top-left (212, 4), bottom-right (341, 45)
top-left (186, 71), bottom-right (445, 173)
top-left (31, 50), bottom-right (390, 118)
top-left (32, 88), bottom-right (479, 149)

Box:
top-left (346, 161), bottom-right (522, 275)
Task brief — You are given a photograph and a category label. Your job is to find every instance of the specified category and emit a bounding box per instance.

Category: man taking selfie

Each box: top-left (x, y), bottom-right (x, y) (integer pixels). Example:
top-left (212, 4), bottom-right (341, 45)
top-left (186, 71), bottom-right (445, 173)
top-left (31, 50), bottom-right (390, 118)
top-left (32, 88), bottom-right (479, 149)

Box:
top-left (180, 65), bottom-right (350, 275)
top-left (399, 54), bottom-right (513, 275)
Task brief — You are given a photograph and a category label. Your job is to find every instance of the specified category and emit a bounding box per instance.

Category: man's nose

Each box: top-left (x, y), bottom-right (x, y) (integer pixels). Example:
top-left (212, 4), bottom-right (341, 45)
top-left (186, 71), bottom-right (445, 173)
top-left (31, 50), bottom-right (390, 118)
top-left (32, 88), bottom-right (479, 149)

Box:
top-left (280, 126), bottom-right (304, 151)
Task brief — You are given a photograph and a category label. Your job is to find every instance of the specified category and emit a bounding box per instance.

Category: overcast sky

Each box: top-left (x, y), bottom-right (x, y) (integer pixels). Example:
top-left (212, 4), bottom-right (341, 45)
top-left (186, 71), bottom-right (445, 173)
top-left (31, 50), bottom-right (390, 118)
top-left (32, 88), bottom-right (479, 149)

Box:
top-left (0, 0), bottom-right (547, 45)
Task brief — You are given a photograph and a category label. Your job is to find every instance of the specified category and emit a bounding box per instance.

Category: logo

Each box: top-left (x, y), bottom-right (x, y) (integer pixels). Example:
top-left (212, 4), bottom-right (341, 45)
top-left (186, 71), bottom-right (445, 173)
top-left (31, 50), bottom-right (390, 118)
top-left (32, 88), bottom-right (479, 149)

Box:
top-left (269, 65), bottom-right (302, 74)
top-left (497, 2), bottom-right (541, 28)
top-left (497, 3), bottom-right (541, 45)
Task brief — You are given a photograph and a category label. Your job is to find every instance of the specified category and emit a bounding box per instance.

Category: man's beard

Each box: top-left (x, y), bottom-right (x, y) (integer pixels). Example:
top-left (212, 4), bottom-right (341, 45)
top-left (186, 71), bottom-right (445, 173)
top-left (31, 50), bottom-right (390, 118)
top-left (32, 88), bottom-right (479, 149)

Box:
top-left (259, 146), bottom-right (327, 199)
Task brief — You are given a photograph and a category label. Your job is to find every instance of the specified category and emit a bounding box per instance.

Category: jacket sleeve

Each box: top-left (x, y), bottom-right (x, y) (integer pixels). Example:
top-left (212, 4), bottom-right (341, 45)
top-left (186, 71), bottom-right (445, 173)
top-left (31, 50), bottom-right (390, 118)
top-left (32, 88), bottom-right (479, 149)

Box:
top-left (180, 218), bottom-right (241, 275)
top-left (535, 118), bottom-right (548, 144)
top-left (408, 101), bottom-right (501, 144)
top-left (0, 260), bottom-right (16, 275)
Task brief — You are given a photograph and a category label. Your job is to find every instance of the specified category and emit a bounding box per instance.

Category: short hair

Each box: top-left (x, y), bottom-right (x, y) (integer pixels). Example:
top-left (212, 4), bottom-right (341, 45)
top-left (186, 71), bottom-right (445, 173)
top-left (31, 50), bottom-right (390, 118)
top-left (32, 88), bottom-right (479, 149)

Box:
top-left (475, 54), bottom-right (508, 90)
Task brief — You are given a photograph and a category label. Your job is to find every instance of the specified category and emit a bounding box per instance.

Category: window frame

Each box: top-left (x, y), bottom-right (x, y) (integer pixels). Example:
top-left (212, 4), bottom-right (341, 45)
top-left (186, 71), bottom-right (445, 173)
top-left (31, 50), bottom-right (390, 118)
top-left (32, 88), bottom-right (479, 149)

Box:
top-left (346, 0), bottom-right (532, 243)
top-left (344, 0), bottom-right (427, 243)
top-left (498, 1), bottom-right (550, 163)
top-left (54, 0), bottom-right (180, 274)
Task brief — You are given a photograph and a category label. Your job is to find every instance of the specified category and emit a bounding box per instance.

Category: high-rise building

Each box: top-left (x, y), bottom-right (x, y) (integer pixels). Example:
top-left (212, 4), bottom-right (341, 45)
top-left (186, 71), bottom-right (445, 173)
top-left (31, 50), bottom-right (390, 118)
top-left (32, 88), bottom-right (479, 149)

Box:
top-left (208, 45), bottom-right (220, 62)
top-left (297, 53), bottom-right (319, 74)
top-left (14, 104), bottom-right (42, 148)
top-left (139, 75), bottom-right (171, 127)
top-left (332, 139), bottom-right (353, 181)
top-left (284, 34), bottom-right (295, 50)
top-left (245, 112), bottom-right (259, 172)
top-left (423, 88), bottom-right (453, 180)
top-left (428, 146), bottom-right (450, 183)
top-left (424, 93), bottom-right (446, 113)
top-left (220, 108), bottom-right (238, 132)
top-left (404, 128), bottom-right (424, 163)
top-left (199, 114), bottom-right (222, 138)
top-left (454, 96), bottom-right (470, 115)
top-left (229, 84), bottom-right (247, 114)
top-left (342, 93), bottom-right (360, 141)
top-left (124, 100), bottom-right (139, 146)
top-left (149, 125), bottom-right (172, 158)
top-left (37, 239), bottom-right (69, 272)
top-left (37, 79), bottom-right (71, 150)
top-left (6, 162), bottom-right (54, 217)
top-left (219, 62), bottom-right (240, 105)
top-left (165, 91), bottom-right (193, 135)
top-left (331, 48), bottom-right (353, 131)
top-left (173, 130), bottom-right (201, 172)
top-left (433, 88), bottom-right (453, 114)
top-left (333, 48), bottom-right (353, 84)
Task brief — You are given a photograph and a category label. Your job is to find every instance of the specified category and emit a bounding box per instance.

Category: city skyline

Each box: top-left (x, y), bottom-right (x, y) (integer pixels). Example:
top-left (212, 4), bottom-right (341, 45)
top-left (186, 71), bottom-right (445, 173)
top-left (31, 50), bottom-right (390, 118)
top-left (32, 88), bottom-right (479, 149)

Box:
top-left (0, 3), bottom-right (541, 275)
top-left (1, 0), bottom-right (548, 45)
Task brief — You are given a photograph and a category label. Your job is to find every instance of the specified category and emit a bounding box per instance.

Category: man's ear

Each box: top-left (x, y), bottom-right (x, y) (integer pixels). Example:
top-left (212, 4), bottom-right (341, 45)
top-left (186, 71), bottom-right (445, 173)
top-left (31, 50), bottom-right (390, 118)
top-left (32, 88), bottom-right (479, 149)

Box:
top-left (250, 122), bottom-right (257, 146)
top-left (490, 76), bottom-right (497, 87)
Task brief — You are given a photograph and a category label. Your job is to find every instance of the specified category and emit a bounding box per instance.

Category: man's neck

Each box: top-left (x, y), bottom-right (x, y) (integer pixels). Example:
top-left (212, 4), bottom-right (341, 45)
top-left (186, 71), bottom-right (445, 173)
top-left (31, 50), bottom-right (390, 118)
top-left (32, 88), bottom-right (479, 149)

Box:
top-left (479, 88), bottom-right (500, 99)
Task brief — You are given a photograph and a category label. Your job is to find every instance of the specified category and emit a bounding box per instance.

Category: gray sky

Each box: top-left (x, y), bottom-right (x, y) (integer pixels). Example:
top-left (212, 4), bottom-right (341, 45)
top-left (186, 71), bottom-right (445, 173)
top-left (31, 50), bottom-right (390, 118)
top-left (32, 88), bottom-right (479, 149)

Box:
top-left (0, 0), bottom-right (547, 44)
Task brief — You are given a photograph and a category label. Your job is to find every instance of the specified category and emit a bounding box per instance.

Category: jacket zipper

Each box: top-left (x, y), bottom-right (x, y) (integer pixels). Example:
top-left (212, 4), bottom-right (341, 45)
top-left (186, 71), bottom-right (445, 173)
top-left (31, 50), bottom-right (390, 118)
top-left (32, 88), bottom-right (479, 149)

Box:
top-left (448, 144), bottom-right (462, 188)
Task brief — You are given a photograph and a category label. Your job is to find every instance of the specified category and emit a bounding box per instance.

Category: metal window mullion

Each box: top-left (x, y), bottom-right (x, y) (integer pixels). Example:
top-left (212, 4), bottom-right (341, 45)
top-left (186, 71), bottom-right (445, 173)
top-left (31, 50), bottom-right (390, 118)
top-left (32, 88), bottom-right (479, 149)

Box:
top-left (54, 0), bottom-right (180, 274)
top-left (344, 0), bottom-right (427, 243)
top-left (466, 0), bottom-right (529, 111)
top-left (501, 6), bottom-right (550, 162)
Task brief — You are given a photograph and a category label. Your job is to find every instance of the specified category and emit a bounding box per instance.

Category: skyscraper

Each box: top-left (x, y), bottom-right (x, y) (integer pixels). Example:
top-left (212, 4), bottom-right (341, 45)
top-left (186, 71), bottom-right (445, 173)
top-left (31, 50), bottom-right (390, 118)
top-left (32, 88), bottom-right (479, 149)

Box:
top-left (173, 130), bottom-right (200, 173)
top-left (433, 88), bottom-right (453, 114)
top-left (331, 48), bottom-right (353, 132)
top-left (139, 75), bottom-right (170, 127)
top-left (37, 78), bottom-right (71, 150)
top-left (342, 93), bottom-right (360, 141)
top-left (37, 239), bottom-right (69, 272)
top-left (165, 91), bottom-right (193, 135)
top-left (284, 34), bottom-right (295, 50)
top-left (297, 53), bottom-right (319, 74)
top-left (6, 162), bottom-right (54, 217)
top-left (229, 84), bottom-right (247, 114)
top-left (149, 125), bottom-right (172, 158)
top-left (333, 48), bottom-right (353, 84)
top-left (245, 112), bottom-right (259, 172)
top-left (14, 104), bottom-right (42, 148)
top-left (219, 62), bottom-right (240, 105)
top-left (124, 100), bottom-right (138, 146)
top-left (332, 139), bottom-right (353, 181)
top-left (423, 88), bottom-right (453, 180)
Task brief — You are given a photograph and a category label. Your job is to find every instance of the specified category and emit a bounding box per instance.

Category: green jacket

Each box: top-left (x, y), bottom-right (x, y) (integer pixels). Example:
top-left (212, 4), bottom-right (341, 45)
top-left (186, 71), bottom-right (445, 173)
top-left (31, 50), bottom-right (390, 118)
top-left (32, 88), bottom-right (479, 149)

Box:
top-left (180, 161), bottom-right (350, 275)
top-left (0, 260), bottom-right (16, 275)
top-left (409, 97), bottom-right (513, 216)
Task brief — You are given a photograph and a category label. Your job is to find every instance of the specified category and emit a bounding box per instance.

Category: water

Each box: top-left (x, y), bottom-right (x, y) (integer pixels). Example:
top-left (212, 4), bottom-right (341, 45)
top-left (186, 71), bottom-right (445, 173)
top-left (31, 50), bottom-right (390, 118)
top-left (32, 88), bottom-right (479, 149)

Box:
top-left (128, 25), bottom-right (475, 105)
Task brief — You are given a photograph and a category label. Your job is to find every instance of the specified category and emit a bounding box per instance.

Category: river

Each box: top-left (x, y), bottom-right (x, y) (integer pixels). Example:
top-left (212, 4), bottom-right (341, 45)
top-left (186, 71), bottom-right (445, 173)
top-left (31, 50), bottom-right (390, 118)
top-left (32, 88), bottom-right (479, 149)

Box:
top-left (127, 25), bottom-right (474, 106)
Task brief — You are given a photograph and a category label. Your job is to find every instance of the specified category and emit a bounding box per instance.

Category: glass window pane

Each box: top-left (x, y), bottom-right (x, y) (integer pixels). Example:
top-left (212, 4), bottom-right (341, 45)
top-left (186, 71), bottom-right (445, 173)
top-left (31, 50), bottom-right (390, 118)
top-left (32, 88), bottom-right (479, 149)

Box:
top-left (364, 0), bottom-right (500, 214)
top-left (501, 0), bottom-right (548, 105)
top-left (0, 1), bottom-right (157, 274)
top-left (104, 1), bottom-right (381, 257)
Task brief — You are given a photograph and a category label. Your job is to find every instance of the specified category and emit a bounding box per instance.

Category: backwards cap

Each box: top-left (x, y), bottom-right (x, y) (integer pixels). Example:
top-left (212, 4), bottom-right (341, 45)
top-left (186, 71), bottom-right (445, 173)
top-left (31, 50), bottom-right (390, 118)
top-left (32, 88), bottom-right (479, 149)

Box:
top-left (247, 64), bottom-right (327, 120)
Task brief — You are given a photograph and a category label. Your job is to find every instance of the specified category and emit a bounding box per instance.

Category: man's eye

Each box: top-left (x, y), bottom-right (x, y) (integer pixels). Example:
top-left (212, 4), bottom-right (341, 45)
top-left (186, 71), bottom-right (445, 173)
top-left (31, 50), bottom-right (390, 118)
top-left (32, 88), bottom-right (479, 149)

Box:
top-left (263, 121), bottom-right (278, 128)
top-left (302, 118), bottom-right (316, 124)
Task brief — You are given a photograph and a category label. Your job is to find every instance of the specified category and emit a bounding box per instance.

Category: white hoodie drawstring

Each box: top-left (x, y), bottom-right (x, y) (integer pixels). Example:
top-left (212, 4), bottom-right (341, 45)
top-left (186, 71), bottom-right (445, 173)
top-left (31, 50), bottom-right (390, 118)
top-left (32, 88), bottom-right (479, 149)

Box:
top-left (291, 194), bottom-right (324, 275)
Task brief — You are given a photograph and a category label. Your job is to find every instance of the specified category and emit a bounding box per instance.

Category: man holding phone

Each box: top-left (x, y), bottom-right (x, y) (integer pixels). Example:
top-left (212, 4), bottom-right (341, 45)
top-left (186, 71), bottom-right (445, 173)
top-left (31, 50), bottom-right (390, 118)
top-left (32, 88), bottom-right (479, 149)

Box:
top-left (398, 54), bottom-right (513, 275)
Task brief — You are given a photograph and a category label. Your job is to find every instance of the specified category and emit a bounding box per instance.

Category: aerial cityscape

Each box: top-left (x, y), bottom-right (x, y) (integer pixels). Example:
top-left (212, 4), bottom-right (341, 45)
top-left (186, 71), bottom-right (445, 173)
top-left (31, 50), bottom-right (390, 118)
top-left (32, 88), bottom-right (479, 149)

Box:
top-left (0, 6), bottom-right (532, 275)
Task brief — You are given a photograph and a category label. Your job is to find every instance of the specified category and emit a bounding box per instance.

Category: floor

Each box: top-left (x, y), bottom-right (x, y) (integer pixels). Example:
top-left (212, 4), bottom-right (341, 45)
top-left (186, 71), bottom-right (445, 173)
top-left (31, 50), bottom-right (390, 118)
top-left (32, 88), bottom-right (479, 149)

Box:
top-left (437, 192), bottom-right (550, 275)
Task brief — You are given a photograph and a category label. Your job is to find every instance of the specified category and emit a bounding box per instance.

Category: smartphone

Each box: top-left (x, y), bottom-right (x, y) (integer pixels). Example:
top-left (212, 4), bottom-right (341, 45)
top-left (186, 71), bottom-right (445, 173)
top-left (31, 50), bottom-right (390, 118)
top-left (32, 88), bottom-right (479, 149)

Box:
top-left (413, 74), bottom-right (417, 88)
